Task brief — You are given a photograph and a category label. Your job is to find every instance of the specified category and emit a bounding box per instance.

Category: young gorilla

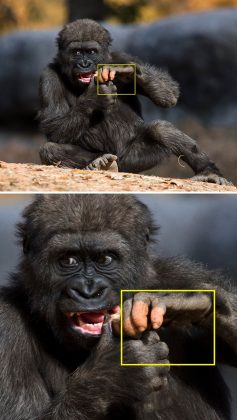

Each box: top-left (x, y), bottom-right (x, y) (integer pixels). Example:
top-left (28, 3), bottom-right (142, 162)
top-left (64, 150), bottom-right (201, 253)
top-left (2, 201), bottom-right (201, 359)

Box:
top-left (0, 195), bottom-right (236, 420)
top-left (38, 19), bottom-right (230, 185)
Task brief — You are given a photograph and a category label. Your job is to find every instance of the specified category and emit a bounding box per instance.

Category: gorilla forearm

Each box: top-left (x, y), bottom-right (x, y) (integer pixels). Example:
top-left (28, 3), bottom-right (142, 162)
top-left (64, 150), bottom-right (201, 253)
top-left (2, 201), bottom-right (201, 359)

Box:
top-left (136, 63), bottom-right (180, 108)
top-left (153, 257), bottom-right (237, 355)
top-left (39, 109), bottom-right (91, 144)
top-left (39, 70), bottom-right (90, 143)
top-left (111, 52), bottom-right (180, 108)
top-left (39, 67), bottom-right (110, 144)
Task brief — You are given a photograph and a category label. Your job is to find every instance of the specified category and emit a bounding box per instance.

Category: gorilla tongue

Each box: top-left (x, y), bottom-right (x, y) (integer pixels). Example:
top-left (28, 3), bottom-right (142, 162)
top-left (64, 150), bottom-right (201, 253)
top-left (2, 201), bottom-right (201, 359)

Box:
top-left (80, 312), bottom-right (105, 324)
top-left (67, 306), bottom-right (120, 335)
top-left (78, 72), bottom-right (93, 83)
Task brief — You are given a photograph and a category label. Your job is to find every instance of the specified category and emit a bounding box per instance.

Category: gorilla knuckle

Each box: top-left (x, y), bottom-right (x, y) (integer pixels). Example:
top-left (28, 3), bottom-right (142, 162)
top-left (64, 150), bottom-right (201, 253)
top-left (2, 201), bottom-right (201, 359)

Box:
top-left (154, 341), bottom-right (169, 359)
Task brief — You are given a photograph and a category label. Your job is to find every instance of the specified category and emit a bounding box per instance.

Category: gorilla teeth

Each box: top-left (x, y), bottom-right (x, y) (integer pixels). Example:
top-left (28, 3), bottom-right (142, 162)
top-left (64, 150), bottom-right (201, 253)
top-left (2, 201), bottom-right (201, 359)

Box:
top-left (66, 311), bottom-right (107, 317)
top-left (65, 305), bottom-right (120, 329)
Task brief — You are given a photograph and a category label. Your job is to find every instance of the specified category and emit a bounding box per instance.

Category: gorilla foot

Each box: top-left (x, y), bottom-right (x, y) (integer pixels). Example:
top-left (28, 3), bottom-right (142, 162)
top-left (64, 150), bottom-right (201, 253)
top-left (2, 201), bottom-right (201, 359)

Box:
top-left (86, 154), bottom-right (118, 172)
top-left (191, 173), bottom-right (233, 186)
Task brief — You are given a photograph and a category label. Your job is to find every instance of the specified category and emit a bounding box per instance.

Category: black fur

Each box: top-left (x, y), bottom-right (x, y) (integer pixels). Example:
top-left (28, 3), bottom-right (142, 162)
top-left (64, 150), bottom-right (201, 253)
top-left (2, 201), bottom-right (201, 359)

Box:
top-left (0, 194), bottom-right (236, 419)
top-left (38, 19), bottom-right (230, 185)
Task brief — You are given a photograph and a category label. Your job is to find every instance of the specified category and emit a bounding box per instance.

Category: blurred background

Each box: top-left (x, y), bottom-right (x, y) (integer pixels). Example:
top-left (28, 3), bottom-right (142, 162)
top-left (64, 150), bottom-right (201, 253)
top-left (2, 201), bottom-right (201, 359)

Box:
top-left (0, 193), bottom-right (236, 416)
top-left (0, 0), bottom-right (237, 183)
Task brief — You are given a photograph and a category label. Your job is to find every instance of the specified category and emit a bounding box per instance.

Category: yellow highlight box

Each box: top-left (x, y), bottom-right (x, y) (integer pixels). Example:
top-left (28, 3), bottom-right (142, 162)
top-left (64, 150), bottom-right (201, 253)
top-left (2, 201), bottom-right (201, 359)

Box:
top-left (120, 289), bottom-right (216, 367)
top-left (96, 63), bottom-right (136, 96)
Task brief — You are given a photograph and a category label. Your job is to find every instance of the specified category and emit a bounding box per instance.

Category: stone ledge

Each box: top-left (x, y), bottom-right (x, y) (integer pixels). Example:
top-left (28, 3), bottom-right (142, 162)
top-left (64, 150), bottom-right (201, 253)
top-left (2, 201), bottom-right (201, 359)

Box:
top-left (0, 161), bottom-right (236, 192)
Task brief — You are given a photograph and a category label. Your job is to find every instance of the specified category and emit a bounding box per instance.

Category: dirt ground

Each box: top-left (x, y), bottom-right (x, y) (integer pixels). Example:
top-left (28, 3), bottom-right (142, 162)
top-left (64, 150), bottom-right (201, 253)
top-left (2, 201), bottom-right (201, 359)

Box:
top-left (0, 161), bottom-right (236, 192)
top-left (0, 117), bottom-right (236, 184)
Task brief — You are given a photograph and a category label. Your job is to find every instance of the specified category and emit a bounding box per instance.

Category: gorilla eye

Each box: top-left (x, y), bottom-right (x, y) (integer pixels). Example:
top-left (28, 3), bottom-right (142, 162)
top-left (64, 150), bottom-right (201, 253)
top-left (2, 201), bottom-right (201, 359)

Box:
top-left (75, 50), bottom-right (81, 56)
top-left (59, 256), bottom-right (79, 268)
top-left (89, 49), bottom-right (95, 54)
top-left (97, 255), bottom-right (113, 266)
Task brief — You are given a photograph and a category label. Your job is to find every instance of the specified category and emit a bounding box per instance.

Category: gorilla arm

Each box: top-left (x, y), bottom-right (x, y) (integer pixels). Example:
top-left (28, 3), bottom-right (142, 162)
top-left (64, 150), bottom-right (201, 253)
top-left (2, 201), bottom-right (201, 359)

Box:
top-left (110, 52), bottom-right (180, 108)
top-left (39, 66), bottom-right (119, 168)
top-left (38, 66), bottom-right (116, 145)
top-left (135, 63), bottom-right (180, 108)
top-left (40, 328), bottom-right (169, 420)
top-left (0, 298), bottom-right (169, 419)
top-left (121, 258), bottom-right (237, 364)
top-left (0, 299), bottom-right (51, 419)
top-left (38, 66), bottom-right (92, 144)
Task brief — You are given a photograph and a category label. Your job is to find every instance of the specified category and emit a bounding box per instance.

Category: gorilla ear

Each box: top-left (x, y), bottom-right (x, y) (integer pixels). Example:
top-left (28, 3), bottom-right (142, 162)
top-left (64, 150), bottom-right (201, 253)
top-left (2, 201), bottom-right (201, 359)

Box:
top-left (145, 229), bottom-right (150, 242)
top-left (104, 28), bottom-right (113, 47)
top-left (17, 222), bottom-right (30, 254)
top-left (22, 237), bottom-right (30, 255)
top-left (145, 223), bottom-right (159, 245)
top-left (56, 30), bottom-right (65, 50)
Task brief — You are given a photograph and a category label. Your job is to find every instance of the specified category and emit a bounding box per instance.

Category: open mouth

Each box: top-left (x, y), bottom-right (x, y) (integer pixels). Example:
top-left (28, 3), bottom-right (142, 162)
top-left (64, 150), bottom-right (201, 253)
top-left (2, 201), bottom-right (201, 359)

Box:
top-left (76, 72), bottom-right (95, 84)
top-left (65, 305), bottom-right (120, 336)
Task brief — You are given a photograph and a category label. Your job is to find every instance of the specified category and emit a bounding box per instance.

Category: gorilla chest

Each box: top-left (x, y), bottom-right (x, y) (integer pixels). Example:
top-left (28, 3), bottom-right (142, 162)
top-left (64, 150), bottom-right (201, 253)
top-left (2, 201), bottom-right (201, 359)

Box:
top-left (83, 101), bottom-right (142, 153)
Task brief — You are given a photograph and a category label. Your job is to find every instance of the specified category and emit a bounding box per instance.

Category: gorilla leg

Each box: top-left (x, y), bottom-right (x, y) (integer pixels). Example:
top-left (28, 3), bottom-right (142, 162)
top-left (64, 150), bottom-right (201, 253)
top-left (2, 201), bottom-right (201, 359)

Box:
top-left (40, 142), bottom-right (118, 171)
top-left (119, 121), bottom-right (230, 185)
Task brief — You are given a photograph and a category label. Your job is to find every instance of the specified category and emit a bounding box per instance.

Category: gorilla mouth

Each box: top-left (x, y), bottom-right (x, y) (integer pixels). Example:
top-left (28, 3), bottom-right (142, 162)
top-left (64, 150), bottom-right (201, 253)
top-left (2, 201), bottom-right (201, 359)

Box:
top-left (76, 72), bottom-right (95, 84)
top-left (65, 305), bottom-right (120, 336)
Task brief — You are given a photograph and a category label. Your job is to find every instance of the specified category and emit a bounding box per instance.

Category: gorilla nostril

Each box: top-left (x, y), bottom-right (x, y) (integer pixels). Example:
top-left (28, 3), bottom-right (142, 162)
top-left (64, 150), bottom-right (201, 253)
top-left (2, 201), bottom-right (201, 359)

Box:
top-left (66, 285), bottom-right (107, 301)
top-left (94, 288), bottom-right (106, 298)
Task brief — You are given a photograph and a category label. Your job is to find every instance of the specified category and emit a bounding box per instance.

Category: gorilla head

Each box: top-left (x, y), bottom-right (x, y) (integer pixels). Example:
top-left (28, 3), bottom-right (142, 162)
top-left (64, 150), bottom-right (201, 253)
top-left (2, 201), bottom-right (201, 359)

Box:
top-left (56, 19), bottom-right (112, 87)
top-left (16, 195), bottom-right (156, 350)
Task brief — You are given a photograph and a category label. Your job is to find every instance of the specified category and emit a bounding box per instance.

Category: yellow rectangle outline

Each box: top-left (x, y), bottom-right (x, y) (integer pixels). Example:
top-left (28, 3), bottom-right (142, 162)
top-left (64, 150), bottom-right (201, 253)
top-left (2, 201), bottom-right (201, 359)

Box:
top-left (96, 63), bottom-right (136, 96)
top-left (120, 289), bottom-right (216, 367)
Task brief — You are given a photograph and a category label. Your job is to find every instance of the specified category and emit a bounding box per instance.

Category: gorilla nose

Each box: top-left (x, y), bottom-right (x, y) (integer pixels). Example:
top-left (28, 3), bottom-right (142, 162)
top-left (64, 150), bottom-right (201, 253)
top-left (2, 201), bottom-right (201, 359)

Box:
top-left (66, 278), bottom-right (108, 301)
top-left (77, 61), bottom-right (90, 69)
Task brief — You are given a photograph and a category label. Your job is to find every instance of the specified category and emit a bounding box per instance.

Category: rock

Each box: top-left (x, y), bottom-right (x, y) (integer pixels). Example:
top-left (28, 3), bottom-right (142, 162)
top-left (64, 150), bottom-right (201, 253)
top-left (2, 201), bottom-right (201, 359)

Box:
top-left (1, 9), bottom-right (237, 126)
top-left (0, 161), bottom-right (236, 192)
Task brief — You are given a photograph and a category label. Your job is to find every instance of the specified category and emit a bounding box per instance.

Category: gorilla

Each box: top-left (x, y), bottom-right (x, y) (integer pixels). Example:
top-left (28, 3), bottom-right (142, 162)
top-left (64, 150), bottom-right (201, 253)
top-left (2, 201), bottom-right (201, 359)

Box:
top-left (38, 19), bottom-right (231, 185)
top-left (0, 194), bottom-right (236, 419)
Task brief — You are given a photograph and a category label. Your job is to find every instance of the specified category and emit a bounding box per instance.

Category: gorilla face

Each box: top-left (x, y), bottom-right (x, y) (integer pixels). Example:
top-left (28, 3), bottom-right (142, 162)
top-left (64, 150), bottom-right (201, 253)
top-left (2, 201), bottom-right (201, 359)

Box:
top-left (17, 195), bottom-right (155, 350)
top-left (62, 41), bottom-right (105, 86)
top-left (56, 19), bottom-right (112, 88)
top-left (46, 230), bottom-right (131, 343)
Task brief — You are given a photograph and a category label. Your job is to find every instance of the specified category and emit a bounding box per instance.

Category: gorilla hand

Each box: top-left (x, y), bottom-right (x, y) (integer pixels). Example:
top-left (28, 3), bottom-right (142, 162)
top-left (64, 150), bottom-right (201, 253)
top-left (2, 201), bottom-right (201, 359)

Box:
top-left (97, 81), bottom-right (117, 109)
top-left (96, 65), bottom-right (135, 83)
top-left (67, 325), bottom-right (169, 408)
top-left (121, 292), bottom-right (213, 337)
top-left (85, 154), bottom-right (118, 171)
top-left (191, 172), bottom-right (233, 186)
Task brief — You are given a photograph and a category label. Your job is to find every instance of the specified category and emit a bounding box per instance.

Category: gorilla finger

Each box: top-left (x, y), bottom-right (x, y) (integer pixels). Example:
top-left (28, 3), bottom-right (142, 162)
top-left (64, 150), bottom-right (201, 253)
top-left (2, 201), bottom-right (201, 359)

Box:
top-left (101, 158), bottom-right (108, 166)
top-left (123, 299), bottom-right (138, 337)
top-left (102, 67), bottom-right (109, 82)
top-left (99, 320), bottom-right (113, 347)
top-left (99, 68), bottom-right (107, 83)
top-left (88, 163), bottom-right (97, 170)
top-left (142, 330), bottom-right (160, 345)
top-left (111, 85), bottom-right (117, 94)
top-left (114, 66), bottom-right (134, 74)
top-left (106, 154), bottom-right (117, 162)
top-left (154, 342), bottom-right (169, 360)
top-left (131, 300), bottom-right (149, 332)
top-left (142, 342), bottom-right (169, 364)
top-left (151, 301), bottom-right (166, 329)
top-left (109, 69), bottom-right (116, 80)
top-left (111, 315), bottom-right (120, 336)
top-left (98, 69), bottom-right (105, 84)
top-left (133, 292), bottom-right (151, 306)
top-left (99, 84), bottom-right (109, 94)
